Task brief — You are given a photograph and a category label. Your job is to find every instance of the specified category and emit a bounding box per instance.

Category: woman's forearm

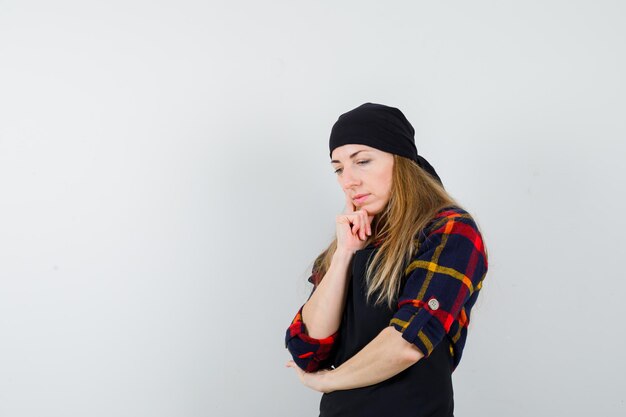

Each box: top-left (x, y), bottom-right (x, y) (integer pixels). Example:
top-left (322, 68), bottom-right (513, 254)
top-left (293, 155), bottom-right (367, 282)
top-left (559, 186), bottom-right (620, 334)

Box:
top-left (301, 250), bottom-right (353, 339)
top-left (324, 326), bottom-right (424, 391)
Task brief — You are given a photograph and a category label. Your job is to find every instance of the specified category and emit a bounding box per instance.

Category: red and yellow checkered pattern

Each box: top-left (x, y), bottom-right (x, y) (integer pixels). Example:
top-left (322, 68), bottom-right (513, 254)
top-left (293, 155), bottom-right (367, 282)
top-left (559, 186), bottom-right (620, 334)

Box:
top-left (285, 206), bottom-right (488, 373)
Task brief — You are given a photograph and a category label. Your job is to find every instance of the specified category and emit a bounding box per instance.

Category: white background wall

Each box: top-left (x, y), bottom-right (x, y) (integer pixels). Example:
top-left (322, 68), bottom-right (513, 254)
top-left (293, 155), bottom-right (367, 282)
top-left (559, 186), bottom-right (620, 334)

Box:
top-left (1, 1), bottom-right (624, 416)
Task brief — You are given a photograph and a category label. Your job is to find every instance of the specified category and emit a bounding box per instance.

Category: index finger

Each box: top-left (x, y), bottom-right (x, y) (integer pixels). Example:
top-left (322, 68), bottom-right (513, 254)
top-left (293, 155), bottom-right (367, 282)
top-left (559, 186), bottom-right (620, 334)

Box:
top-left (343, 193), bottom-right (356, 214)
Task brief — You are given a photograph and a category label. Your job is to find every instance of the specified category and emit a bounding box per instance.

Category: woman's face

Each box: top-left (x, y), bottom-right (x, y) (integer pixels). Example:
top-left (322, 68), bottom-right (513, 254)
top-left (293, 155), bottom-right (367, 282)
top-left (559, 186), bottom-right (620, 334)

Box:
top-left (330, 144), bottom-right (394, 215)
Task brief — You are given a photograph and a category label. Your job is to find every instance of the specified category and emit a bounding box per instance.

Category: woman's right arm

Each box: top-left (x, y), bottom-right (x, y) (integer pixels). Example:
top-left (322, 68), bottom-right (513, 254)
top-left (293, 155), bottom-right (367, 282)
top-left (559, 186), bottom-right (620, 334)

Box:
top-left (283, 252), bottom-right (353, 373)
top-left (300, 249), bottom-right (353, 338)
top-left (301, 193), bottom-right (374, 337)
top-left (285, 195), bottom-right (374, 372)
top-left (285, 252), bottom-right (352, 372)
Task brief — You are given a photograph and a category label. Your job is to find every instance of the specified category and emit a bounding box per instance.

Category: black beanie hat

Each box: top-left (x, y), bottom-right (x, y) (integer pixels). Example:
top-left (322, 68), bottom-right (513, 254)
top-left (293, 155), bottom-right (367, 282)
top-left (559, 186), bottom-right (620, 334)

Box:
top-left (328, 102), bottom-right (443, 186)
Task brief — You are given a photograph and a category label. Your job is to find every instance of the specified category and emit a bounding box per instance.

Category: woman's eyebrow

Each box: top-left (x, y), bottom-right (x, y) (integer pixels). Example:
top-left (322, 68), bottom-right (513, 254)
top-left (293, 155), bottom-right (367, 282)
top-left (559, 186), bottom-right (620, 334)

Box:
top-left (330, 150), bottom-right (369, 164)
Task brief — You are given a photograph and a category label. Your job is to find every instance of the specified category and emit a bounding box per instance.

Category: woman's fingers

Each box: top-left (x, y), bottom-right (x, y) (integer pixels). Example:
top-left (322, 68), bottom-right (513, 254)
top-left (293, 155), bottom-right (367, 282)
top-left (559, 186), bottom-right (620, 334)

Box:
top-left (345, 210), bottom-right (372, 241)
top-left (342, 194), bottom-right (373, 240)
top-left (338, 214), bottom-right (360, 241)
top-left (336, 203), bottom-right (374, 254)
top-left (350, 215), bottom-right (360, 237)
top-left (344, 193), bottom-right (356, 214)
top-left (357, 213), bottom-right (365, 240)
top-left (361, 209), bottom-right (371, 237)
top-left (356, 213), bottom-right (370, 241)
top-left (357, 209), bottom-right (371, 240)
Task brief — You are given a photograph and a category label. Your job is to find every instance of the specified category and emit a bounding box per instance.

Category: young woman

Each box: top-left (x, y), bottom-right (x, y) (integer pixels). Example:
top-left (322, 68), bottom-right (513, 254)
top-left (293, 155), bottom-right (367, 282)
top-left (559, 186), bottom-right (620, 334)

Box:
top-left (284, 103), bottom-right (489, 417)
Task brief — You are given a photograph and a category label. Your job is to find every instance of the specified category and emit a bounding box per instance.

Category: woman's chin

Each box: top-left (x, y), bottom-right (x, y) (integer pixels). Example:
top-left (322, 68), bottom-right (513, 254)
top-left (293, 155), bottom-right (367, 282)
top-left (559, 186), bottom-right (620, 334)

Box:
top-left (357, 204), bottom-right (381, 216)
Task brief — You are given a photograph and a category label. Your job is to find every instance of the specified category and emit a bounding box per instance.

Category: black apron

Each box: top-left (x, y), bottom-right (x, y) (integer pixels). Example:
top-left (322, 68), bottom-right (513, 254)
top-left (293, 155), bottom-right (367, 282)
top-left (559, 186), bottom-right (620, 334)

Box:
top-left (319, 244), bottom-right (454, 417)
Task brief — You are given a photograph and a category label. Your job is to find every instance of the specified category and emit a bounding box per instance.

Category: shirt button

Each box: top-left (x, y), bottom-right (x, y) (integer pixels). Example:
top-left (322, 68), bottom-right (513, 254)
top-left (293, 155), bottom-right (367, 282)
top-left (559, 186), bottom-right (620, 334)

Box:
top-left (428, 298), bottom-right (440, 310)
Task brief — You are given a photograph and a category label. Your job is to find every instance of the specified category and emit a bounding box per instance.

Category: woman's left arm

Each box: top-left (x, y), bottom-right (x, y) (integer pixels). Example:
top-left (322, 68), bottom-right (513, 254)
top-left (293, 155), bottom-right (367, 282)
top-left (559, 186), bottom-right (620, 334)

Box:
top-left (286, 325), bottom-right (422, 393)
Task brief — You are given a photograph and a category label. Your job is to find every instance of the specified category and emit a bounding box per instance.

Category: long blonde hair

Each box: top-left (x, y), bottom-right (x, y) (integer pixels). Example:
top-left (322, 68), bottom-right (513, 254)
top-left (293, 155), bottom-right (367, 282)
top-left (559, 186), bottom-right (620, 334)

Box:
top-left (311, 154), bottom-right (464, 309)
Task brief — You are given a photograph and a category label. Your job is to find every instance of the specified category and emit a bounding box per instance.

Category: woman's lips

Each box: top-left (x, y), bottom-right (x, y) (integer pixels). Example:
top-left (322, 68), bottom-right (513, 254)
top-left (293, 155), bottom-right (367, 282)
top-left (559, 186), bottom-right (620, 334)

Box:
top-left (353, 194), bottom-right (369, 204)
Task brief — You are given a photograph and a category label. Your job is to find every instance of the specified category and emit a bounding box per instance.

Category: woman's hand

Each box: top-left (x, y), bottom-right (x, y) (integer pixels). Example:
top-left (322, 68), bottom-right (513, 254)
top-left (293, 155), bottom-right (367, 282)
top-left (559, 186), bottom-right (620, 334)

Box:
top-left (336, 193), bottom-right (375, 254)
top-left (285, 360), bottom-right (335, 393)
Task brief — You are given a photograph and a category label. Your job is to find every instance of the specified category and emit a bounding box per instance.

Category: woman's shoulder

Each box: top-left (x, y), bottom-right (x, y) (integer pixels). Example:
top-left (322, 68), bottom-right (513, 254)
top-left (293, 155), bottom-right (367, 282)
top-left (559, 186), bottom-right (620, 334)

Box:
top-left (423, 205), bottom-right (480, 237)
top-left (430, 204), bottom-right (469, 222)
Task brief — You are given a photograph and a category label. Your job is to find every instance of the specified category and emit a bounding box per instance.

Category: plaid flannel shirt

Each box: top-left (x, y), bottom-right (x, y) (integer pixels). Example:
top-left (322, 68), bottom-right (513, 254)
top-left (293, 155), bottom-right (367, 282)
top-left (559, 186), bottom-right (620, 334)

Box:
top-left (284, 206), bottom-right (488, 372)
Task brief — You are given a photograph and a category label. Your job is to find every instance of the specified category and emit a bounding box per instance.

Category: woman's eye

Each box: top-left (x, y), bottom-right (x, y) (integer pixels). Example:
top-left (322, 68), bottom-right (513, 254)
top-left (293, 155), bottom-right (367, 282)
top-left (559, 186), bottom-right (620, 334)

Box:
top-left (333, 160), bottom-right (369, 174)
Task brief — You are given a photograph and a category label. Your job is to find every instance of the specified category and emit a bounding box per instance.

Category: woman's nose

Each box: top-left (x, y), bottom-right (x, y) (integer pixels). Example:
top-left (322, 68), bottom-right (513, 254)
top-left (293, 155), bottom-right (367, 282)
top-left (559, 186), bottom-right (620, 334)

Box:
top-left (340, 168), bottom-right (360, 189)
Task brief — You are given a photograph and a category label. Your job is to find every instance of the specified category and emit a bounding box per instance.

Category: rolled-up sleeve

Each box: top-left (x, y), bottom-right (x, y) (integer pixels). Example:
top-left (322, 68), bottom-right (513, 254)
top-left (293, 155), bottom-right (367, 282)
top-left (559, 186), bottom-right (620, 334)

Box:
top-left (284, 274), bottom-right (338, 372)
top-left (389, 214), bottom-right (488, 359)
